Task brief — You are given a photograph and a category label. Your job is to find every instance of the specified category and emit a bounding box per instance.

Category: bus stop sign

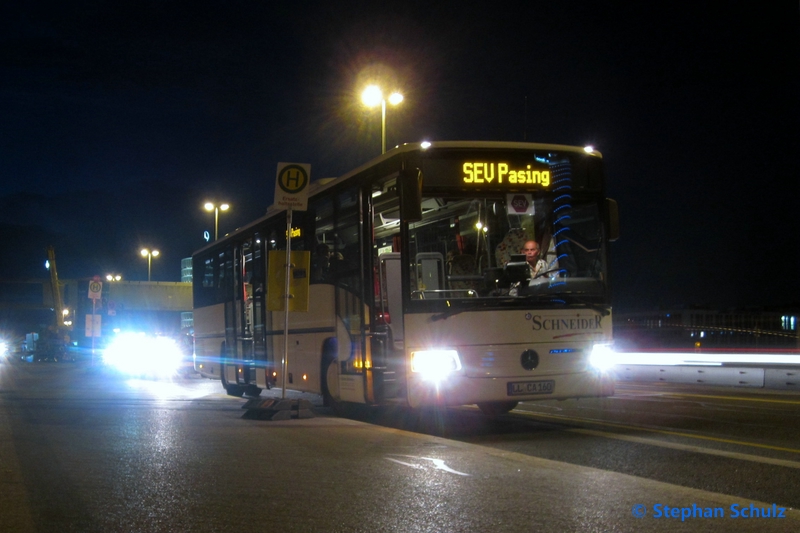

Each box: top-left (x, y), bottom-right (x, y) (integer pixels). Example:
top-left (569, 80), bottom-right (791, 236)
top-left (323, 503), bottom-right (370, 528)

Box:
top-left (274, 163), bottom-right (310, 211)
top-left (88, 280), bottom-right (103, 300)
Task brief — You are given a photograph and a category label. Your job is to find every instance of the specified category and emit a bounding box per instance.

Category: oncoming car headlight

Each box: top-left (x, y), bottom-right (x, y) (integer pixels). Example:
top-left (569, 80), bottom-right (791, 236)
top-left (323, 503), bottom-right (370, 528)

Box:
top-left (103, 332), bottom-right (184, 378)
top-left (410, 349), bottom-right (462, 381)
top-left (588, 343), bottom-right (616, 372)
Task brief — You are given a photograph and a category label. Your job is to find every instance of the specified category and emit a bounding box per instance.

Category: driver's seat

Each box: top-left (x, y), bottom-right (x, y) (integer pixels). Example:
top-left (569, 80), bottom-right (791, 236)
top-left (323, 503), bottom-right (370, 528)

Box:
top-left (494, 228), bottom-right (528, 266)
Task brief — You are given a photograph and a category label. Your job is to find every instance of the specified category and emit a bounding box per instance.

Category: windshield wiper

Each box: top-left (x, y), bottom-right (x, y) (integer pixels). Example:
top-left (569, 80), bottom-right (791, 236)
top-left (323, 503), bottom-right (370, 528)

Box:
top-left (548, 293), bottom-right (610, 316)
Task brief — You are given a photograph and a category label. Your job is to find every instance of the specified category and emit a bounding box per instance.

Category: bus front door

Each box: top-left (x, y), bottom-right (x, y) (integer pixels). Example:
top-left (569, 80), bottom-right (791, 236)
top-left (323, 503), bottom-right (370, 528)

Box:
top-left (374, 252), bottom-right (404, 401)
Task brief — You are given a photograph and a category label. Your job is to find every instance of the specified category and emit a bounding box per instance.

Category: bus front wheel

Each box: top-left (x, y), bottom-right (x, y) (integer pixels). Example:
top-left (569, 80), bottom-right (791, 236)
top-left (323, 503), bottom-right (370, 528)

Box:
top-left (322, 355), bottom-right (339, 408)
top-left (477, 401), bottom-right (518, 416)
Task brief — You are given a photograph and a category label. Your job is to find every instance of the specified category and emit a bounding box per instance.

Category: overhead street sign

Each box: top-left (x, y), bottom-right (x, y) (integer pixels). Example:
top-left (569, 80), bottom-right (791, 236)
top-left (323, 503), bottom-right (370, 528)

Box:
top-left (274, 162), bottom-right (310, 211)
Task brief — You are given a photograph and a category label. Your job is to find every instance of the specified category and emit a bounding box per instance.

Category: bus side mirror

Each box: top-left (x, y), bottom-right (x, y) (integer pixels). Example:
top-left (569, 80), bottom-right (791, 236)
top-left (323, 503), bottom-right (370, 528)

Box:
top-left (399, 168), bottom-right (423, 222)
top-left (606, 198), bottom-right (620, 242)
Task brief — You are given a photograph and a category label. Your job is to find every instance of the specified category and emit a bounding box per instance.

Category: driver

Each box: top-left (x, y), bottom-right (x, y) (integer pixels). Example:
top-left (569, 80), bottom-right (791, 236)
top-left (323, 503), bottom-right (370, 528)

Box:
top-left (521, 240), bottom-right (547, 281)
top-left (507, 240), bottom-right (549, 296)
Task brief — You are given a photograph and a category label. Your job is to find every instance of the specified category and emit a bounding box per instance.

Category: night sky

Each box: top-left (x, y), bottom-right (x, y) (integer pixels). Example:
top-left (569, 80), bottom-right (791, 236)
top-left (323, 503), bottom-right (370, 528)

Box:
top-left (1, 1), bottom-right (798, 311)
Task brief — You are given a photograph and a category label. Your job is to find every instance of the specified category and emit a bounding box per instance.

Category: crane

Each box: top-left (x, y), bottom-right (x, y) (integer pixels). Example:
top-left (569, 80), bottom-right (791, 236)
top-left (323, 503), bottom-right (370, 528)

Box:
top-left (40, 246), bottom-right (72, 362)
top-left (46, 246), bottom-right (65, 328)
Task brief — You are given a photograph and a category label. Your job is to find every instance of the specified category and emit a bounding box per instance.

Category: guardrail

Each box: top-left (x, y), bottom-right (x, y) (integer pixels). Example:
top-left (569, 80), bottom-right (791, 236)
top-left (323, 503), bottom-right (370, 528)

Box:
top-left (614, 364), bottom-right (800, 391)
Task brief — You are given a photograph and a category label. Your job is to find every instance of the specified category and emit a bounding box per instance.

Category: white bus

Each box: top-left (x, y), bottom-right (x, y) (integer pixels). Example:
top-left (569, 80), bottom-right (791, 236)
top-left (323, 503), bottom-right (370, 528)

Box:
top-left (192, 141), bottom-right (619, 415)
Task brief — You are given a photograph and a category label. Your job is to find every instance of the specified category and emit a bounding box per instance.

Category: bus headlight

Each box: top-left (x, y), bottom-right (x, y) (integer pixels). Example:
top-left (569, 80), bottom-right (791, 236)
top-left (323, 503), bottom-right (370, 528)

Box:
top-left (588, 343), bottom-right (616, 372)
top-left (410, 349), bottom-right (462, 381)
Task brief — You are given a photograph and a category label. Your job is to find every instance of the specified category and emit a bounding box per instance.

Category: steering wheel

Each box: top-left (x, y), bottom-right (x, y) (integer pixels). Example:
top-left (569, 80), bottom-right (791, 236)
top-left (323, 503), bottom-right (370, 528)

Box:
top-left (533, 268), bottom-right (564, 280)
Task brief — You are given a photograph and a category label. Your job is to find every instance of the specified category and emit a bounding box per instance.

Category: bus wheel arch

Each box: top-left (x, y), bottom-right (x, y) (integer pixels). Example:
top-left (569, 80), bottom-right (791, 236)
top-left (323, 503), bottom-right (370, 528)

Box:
top-left (321, 337), bottom-right (339, 407)
top-left (220, 342), bottom-right (245, 397)
top-left (244, 384), bottom-right (262, 397)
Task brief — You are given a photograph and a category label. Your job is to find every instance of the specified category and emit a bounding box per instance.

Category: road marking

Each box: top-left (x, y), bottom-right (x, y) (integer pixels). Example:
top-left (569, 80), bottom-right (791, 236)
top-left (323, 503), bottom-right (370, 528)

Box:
top-left (568, 428), bottom-right (800, 470)
top-left (385, 457), bottom-right (424, 470)
top-left (385, 455), bottom-right (470, 476)
top-left (514, 410), bottom-right (800, 455)
top-left (617, 389), bottom-right (800, 406)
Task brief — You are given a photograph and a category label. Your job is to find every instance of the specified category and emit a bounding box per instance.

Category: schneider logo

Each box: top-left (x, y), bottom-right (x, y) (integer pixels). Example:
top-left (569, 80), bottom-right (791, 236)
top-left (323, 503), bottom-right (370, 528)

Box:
top-left (524, 313), bottom-right (602, 331)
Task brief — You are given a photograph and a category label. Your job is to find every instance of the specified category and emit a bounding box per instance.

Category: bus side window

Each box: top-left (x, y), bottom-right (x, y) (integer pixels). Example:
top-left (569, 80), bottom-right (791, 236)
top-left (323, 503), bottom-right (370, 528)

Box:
top-left (416, 252), bottom-right (444, 296)
top-left (312, 243), bottom-right (331, 282)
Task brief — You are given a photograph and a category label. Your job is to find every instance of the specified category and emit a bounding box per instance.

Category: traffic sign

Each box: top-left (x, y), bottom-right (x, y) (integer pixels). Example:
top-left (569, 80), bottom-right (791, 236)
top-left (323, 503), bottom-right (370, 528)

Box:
top-left (88, 280), bottom-right (103, 300)
top-left (274, 163), bottom-right (310, 211)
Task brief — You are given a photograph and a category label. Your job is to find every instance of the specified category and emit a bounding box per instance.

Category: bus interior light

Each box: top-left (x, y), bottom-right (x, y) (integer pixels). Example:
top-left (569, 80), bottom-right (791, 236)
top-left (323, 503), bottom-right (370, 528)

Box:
top-left (410, 349), bottom-right (462, 381)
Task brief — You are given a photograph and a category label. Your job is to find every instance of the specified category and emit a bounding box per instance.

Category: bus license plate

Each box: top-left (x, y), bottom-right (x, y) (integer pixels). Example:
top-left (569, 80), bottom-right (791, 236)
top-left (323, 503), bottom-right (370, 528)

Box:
top-left (507, 380), bottom-right (555, 396)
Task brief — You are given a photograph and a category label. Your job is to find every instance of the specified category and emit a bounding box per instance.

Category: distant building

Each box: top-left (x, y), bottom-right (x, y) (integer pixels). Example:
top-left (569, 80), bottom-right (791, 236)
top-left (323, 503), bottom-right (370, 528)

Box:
top-left (181, 257), bottom-right (193, 282)
top-left (181, 257), bottom-right (193, 330)
top-left (0, 277), bottom-right (193, 345)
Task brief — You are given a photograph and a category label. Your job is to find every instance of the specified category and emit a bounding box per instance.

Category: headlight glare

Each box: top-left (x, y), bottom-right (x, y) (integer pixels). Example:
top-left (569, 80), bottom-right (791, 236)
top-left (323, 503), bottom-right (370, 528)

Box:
top-left (589, 343), bottom-right (616, 372)
top-left (410, 349), bottom-right (461, 381)
top-left (103, 332), bottom-right (184, 378)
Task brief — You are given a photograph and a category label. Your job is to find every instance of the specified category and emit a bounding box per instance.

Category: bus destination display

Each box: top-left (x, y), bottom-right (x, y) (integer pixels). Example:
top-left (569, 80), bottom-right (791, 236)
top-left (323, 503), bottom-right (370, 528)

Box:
top-left (420, 156), bottom-right (573, 190)
top-left (463, 162), bottom-right (551, 186)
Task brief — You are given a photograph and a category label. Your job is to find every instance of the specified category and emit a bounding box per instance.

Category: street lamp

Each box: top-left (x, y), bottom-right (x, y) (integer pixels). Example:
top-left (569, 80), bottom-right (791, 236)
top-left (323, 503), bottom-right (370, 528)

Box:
top-left (140, 248), bottom-right (159, 282)
top-left (361, 85), bottom-right (403, 154)
top-left (204, 202), bottom-right (230, 241)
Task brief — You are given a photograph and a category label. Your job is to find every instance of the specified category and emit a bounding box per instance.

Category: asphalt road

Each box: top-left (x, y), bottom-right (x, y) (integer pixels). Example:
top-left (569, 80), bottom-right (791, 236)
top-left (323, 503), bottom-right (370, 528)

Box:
top-left (1, 359), bottom-right (799, 532)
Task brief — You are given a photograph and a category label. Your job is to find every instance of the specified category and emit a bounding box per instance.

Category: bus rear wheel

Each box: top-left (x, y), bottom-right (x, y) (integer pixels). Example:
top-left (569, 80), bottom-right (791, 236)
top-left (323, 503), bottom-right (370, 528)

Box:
top-left (477, 401), bottom-right (519, 416)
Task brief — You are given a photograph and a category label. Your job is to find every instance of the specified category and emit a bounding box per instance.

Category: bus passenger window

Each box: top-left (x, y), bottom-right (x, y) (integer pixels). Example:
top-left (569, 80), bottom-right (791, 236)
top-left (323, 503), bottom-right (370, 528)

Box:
top-left (312, 243), bottom-right (331, 282)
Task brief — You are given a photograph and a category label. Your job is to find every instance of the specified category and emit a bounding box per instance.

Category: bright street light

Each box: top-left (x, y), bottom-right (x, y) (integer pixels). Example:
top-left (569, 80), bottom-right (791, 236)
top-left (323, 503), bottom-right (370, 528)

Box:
top-left (140, 248), bottom-right (160, 282)
top-left (361, 85), bottom-right (403, 154)
top-left (204, 202), bottom-right (230, 241)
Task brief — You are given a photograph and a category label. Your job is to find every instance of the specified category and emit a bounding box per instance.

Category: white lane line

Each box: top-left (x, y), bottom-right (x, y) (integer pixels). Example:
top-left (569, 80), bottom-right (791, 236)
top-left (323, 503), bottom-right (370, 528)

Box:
top-left (568, 427), bottom-right (800, 470)
top-left (385, 457), bottom-right (424, 469)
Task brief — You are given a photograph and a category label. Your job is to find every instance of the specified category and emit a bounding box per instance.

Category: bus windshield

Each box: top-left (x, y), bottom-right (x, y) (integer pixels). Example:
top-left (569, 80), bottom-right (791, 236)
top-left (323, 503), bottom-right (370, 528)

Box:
top-left (395, 193), bottom-right (608, 304)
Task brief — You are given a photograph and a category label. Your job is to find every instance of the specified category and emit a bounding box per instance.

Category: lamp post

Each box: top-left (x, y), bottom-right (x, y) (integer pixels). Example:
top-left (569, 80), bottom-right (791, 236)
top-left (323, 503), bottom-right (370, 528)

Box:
top-left (204, 202), bottom-right (230, 241)
top-left (361, 85), bottom-right (403, 154)
top-left (140, 249), bottom-right (159, 282)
